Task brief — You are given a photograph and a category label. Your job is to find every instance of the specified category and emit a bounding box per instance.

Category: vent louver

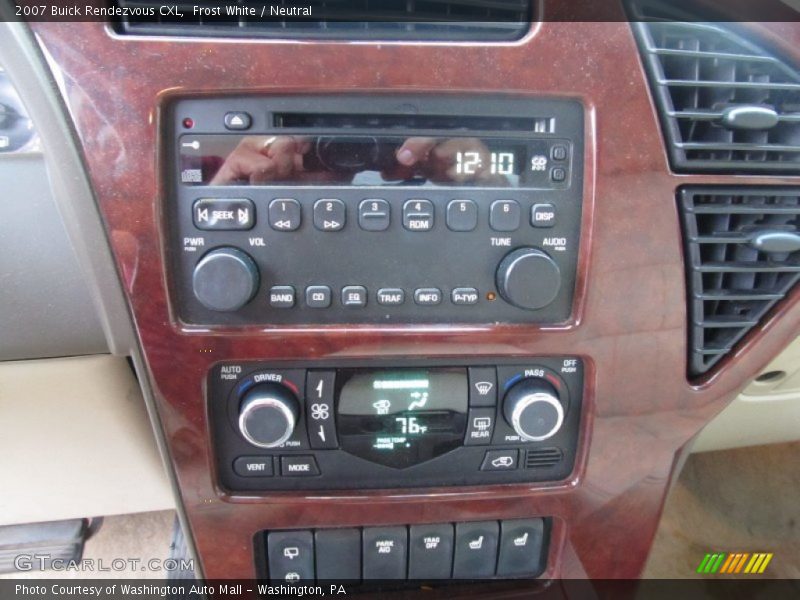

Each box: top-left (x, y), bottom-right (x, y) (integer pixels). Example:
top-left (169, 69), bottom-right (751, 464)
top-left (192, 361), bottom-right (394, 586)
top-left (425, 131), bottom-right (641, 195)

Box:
top-left (680, 188), bottom-right (800, 375)
top-left (113, 1), bottom-right (531, 41)
top-left (524, 448), bottom-right (563, 469)
top-left (632, 12), bottom-right (800, 173)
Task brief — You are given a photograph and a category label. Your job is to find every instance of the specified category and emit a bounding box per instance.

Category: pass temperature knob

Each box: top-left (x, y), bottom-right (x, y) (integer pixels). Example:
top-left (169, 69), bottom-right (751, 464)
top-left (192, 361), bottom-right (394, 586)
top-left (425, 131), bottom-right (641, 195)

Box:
top-left (502, 377), bottom-right (564, 442)
top-left (238, 383), bottom-right (299, 448)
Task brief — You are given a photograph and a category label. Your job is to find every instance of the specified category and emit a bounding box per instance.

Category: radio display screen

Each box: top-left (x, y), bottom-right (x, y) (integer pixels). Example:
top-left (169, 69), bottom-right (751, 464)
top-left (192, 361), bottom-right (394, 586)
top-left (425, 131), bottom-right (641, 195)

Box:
top-left (336, 368), bottom-right (468, 469)
top-left (179, 135), bottom-right (564, 188)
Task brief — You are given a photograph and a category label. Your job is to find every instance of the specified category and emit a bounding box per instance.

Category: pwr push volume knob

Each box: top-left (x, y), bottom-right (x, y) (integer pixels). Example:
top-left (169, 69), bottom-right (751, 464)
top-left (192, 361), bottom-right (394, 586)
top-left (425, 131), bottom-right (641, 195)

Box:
top-left (192, 247), bottom-right (259, 311)
top-left (496, 247), bottom-right (561, 310)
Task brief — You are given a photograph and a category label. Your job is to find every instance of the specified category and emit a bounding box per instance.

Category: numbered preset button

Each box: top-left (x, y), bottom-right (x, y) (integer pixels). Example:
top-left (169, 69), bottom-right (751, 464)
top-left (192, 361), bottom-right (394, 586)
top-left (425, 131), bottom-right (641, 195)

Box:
top-left (403, 199), bottom-right (434, 231)
top-left (313, 198), bottom-right (345, 231)
top-left (269, 198), bottom-right (301, 231)
top-left (489, 199), bottom-right (521, 232)
top-left (358, 199), bottom-right (391, 231)
top-left (446, 199), bottom-right (478, 231)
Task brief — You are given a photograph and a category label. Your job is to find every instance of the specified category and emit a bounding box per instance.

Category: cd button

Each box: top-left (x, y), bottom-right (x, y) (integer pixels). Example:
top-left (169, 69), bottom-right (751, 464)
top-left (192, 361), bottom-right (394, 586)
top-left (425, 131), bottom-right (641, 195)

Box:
top-left (269, 198), bottom-right (301, 231)
top-left (358, 199), bottom-right (390, 231)
top-left (403, 199), bottom-right (434, 231)
top-left (464, 407), bottom-right (495, 445)
top-left (490, 200), bottom-right (521, 232)
top-left (377, 288), bottom-right (405, 306)
top-left (313, 198), bottom-right (345, 231)
top-left (446, 199), bottom-right (478, 232)
top-left (305, 286), bottom-right (332, 308)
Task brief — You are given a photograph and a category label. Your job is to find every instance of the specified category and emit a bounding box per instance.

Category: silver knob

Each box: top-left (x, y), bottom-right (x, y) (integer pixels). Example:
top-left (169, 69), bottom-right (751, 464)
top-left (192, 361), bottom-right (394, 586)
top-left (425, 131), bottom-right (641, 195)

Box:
top-left (503, 378), bottom-right (564, 442)
top-left (238, 384), bottom-right (299, 448)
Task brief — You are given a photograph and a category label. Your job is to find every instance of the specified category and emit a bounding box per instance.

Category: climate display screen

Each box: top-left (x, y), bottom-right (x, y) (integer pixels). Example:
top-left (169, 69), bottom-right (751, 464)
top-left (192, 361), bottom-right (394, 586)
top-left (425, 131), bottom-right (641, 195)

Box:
top-left (336, 368), bottom-right (468, 469)
top-left (179, 134), bottom-right (564, 188)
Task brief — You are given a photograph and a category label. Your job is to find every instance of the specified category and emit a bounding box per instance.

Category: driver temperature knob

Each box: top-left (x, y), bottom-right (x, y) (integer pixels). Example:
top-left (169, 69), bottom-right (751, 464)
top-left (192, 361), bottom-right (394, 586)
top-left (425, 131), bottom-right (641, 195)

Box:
top-left (502, 377), bottom-right (564, 442)
top-left (238, 383), bottom-right (299, 448)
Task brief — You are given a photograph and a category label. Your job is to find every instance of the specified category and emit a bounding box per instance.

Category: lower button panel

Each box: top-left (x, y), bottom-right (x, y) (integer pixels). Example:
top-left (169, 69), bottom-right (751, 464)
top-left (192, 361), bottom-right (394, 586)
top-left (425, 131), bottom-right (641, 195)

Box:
top-left (258, 518), bottom-right (549, 585)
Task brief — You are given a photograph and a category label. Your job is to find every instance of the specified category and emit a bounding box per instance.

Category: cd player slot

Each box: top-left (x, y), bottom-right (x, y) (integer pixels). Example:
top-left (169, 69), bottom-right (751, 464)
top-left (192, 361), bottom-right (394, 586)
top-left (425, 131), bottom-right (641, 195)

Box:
top-left (273, 112), bottom-right (554, 134)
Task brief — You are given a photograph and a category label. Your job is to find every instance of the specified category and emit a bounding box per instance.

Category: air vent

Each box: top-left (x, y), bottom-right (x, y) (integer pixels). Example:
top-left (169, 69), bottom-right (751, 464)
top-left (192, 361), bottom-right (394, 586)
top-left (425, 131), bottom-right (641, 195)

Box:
top-left (680, 187), bottom-right (800, 376)
top-left (524, 448), bottom-right (563, 469)
top-left (632, 9), bottom-right (800, 173)
top-left (113, 1), bottom-right (531, 41)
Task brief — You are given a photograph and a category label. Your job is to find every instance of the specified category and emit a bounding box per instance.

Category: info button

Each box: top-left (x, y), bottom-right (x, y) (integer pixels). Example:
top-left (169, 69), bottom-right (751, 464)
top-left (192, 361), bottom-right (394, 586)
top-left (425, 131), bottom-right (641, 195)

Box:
top-left (281, 455), bottom-right (320, 477)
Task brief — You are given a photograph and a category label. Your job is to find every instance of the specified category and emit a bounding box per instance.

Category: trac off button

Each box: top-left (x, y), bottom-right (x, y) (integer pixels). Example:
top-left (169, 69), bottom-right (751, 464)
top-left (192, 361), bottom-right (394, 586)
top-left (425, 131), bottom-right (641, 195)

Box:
top-left (451, 287), bottom-right (479, 305)
top-left (532, 203), bottom-right (556, 228)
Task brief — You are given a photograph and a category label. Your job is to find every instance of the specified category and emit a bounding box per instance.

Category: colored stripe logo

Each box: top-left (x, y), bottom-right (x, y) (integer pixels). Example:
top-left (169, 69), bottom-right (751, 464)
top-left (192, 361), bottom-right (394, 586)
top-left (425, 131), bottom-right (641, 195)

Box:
top-left (697, 552), bottom-right (773, 574)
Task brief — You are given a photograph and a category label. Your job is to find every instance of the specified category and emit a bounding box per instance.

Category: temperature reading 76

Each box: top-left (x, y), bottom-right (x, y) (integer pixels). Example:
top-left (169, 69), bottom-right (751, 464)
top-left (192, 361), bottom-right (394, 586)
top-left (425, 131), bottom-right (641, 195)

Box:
top-left (395, 416), bottom-right (428, 435)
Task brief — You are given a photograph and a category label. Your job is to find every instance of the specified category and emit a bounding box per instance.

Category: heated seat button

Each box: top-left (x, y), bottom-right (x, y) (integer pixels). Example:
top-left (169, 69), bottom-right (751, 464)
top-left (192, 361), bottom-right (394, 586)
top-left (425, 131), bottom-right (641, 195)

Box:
top-left (362, 526), bottom-right (407, 580)
top-left (403, 199), bottom-right (434, 231)
top-left (315, 529), bottom-right (361, 581)
top-left (233, 456), bottom-right (273, 477)
top-left (480, 449), bottom-right (519, 471)
top-left (497, 518), bottom-right (546, 577)
top-left (193, 198), bottom-right (254, 231)
top-left (408, 523), bottom-right (454, 580)
top-left (453, 521), bottom-right (499, 579)
top-left (280, 455), bottom-right (320, 477)
top-left (464, 407), bottom-right (495, 445)
top-left (489, 200), bottom-right (521, 232)
top-left (267, 530), bottom-right (314, 583)
top-left (358, 199), bottom-right (390, 231)
top-left (313, 198), bottom-right (346, 231)
top-left (446, 199), bottom-right (478, 232)
top-left (269, 198), bottom-right (302, 231)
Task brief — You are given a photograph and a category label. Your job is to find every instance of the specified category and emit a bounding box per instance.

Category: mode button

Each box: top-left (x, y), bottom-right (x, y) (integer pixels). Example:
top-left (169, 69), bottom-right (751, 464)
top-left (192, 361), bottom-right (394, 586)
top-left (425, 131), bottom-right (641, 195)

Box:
top-left (281, 455), bottom-right (320, 477)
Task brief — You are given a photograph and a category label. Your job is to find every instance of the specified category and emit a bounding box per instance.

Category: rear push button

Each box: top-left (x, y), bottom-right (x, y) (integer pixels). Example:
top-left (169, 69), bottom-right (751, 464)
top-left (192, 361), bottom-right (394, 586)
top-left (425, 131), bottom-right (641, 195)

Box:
top-left (464, 407), bottom-right (495, 445)
top-left (363, 526), bottom-right (407, 580)
top-left (497, 518), bottom-right (546, 577)
top-left (408, 523), bottom-right (454, 580)
top-left (267, 530), bottom-right (314, 583)
top-left (453, 521), bottom-right (499, 579)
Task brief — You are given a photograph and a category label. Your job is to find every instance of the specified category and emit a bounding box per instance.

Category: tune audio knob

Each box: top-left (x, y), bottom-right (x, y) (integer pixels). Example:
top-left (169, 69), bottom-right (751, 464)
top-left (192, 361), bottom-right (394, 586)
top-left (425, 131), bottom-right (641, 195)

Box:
top-left (192, 247), bottom-right (259, 312)
top-left (238, 383), bottom-right (299, 448)
top-left (502, 377), bottom-right (564, 442)
top-left (496, 248), bottom-right (561, 310)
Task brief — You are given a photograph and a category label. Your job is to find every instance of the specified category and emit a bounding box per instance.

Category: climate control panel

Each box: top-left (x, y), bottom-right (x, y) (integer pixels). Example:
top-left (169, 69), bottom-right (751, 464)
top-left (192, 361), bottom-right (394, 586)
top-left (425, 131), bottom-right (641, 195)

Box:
top-left (210, 357), bottom-right (583, 491)
top-left (166, 95), bottom-right (584, 325)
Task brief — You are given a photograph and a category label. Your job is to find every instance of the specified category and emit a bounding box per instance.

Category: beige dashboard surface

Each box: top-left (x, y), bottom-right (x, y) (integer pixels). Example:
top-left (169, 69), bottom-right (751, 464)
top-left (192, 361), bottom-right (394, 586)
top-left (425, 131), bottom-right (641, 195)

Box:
top-left (0, 355), bottom-right (174, 525)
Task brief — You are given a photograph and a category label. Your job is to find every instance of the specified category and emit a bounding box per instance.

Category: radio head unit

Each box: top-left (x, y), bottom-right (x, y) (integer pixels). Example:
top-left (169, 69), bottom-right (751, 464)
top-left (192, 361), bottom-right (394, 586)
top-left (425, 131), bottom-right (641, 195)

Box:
top-left (165, 95), bottom-right (584, 325)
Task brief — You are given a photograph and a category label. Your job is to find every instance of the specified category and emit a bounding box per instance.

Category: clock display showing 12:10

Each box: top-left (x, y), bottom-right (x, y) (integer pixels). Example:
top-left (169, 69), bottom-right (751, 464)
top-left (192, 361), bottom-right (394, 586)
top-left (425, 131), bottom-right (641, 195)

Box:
top-left (455, 150), bottom-right (518, 176)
